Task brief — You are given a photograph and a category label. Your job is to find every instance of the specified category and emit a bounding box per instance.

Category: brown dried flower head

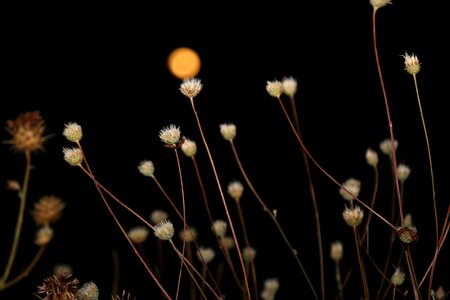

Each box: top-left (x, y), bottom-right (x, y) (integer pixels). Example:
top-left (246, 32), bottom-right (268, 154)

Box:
top-left (37, 272), bottom-right (79, 300)
top-left (31, 195), bottom-right (65, 226)
top-left (396, 225), bottom-right (419, 243)
top-left (5, 111), bottom-right (50, 153)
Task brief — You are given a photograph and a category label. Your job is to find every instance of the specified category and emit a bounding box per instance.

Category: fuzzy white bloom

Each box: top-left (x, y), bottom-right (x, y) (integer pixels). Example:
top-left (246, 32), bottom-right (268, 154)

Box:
top-left (196, 247), bottom-right (215, 264)
top-left (370, 0), bottom-right (392, 10)
top-left (180, 78), bottom-right (203, 98)
top-left (330, 241), bottom-right (344, 262)
top-left (365, 148), bottom-right (379, 167)
top-left (35, 226), bottom-right (54, 246)
top-left (397, 163), bottom-right (411, 182)
top-left (127, 226), bottom-right (150, 244)
top-left (63, 147), bottom-right (83, 166)
top-left (391, 268), bottom-right (405, 286)
top-left (342, 205), bottom-right (364, 227)
top-left (76, 281), bottom-right (99, 300)
top-left (282, 76), bottom-right (297, 97)
top-left (53, 264), bottom-right (73, 276)
top-left (402, 213), bottom-right (413, 227)
top-left (402, 52), bottom-right (420, 75)
top-left (242, 246), bottom-right (257, 263)
top-left (261, 278), bottom-right (279, 300)
top-left (219, 123), bottom-right (236, 141)
top-left (181, 138), bottom-right (197, 157)
top-left (159, 124), bottom-right (182, 147)
top-left (138, 160), bottom-right (155, 177)
top-left (212, 219), bottom-right (228, 237)
top-left (266, 80), bottom-right (283, 98)
top-left (379, 138), bottom-right (398, 156)
top-left (220, 236), bottom-right (235, 250)
top-left (150, 209), bottom-right (169, 225)
top-left (227, 180), bottom-right (244, 202)
top-left (63, 122), bottom-right (83, 143)
top-left (339, 178), bottom-right (361, 202)
top-left (154, 220), bottom-right (175, 241)
top-left (178, 227), bottom-right (198, 243)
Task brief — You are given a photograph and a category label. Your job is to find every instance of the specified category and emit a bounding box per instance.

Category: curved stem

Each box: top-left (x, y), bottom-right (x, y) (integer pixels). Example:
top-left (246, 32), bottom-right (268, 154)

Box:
top-left (1, 150), bottom-right (32, 284)
top-left (229, 140), bottom-right (318, 299)
top-left (411, 74), bottom-right (438, 243)
top-left (189, 97), bottom-right (251, 300)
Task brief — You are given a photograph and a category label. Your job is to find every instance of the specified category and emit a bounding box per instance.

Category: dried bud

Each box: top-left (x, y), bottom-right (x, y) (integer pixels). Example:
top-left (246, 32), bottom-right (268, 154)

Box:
top-left (77, 281), bottom-right (99, 300)
top-left (178, 227), bottom-right (198, 243)
top-left (63, 122), bottom-right (83, 143)
top-left (266, 80), bottom-right (283, 98)
top-left (220, 236), bottom-right (235, 250)
top-left (379, 138), bottom-right (398, 156)
top-left (370, 0), bottom-right (392, 10)
top-left (391, 267), bottom-right (405, 286)
top-left (154, 220), bottom-right (175, 241)
top-left (181, 138), bottom-right (197, 157)
top-left (397, 163), bottom-right (411, 182)
top-left (339, 178), bottom-right (361, 202)
top-left (180, 77), bottom-right (203, 98)
top-left (63, 147), bottom-right (83, 166)
top-left (31, 195), bottom-right (65, 226)
top-left (5, 111), bottom-right (49, 153)
top-left (396, 225), bottom-right (419, 243)
top-left (6, 179), bottom-right (21, 191)
top-left (219, 123), bottom-right (236, 141)
top-left (159, 125), bottom-right (182, 148)
top-left (138, 160), bottom-right (155, 177)
top-left (196, 247), bottom-right (216, 264)
top-left (35, 226), bottom-right (54, 246)
top-left (402, 52), bottom-right (421, 75)
top-left (282, 76), bottom-right (297, 97)
top-left (149, 209), bottom-right (169, 225)
top-left (212, 219), bottom-right (227, 237)
top-left (342, 205), bottom-right (364, 227)
top-left (330, 241), bottom-right (344, 262)
top-left (365, 148), bottom-right (379, 167)
top-left (227, 180), bottom-right (244, 202)
top-left (127, 226), bottom-right (150, 244)
top-left (242, 246), bottom-right (257, 263)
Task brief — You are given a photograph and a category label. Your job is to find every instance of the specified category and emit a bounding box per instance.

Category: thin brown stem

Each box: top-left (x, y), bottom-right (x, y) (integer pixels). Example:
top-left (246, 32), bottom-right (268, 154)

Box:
top-left (1, 150), bottom-right (32, 285)
top-left (0, 246), bottom-right (46, 291)
top-left (361, 166), bottom-right (379, 250)
top-left (189, 97), bottom-right (251, 300)
top-left (411, 74), bottom-right (438, 243)
top-left (229, 140), bottom-right (318, 299)
top-left (353, 228), bottom-right (370, 299)
top-left (288, 94), bottom-right (325, 300)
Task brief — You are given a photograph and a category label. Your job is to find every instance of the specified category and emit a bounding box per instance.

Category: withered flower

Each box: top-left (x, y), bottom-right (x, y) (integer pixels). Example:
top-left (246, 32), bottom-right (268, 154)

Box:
top-left (37, 273), bottom-right (79, 300)
top-left (31, 195), bottom-right (65, 226)
top-left (4, 111), bottom-right (50, 153)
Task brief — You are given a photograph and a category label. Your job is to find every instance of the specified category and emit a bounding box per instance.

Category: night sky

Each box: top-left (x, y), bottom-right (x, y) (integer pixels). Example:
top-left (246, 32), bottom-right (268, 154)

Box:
top-left (1, 1), bottom-right (449, 299)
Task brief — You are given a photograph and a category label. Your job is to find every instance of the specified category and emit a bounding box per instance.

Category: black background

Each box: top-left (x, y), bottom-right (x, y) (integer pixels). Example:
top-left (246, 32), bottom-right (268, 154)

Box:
top-left (1, 1), bottom-right (449, 299)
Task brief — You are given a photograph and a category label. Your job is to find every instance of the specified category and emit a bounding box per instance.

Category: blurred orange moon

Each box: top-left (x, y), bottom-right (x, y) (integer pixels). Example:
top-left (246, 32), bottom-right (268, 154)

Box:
top-left (167, 47), bottom-right (201, 79)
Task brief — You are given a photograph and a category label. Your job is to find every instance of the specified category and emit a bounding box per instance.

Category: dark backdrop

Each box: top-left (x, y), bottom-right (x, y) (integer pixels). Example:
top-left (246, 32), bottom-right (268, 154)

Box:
top-left (1, 1), bottom-right (449, 299)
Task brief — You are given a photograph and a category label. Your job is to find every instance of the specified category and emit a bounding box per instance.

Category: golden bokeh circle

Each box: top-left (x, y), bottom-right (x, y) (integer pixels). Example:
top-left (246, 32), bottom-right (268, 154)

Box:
top-left (167, 47), bottom-right (201, 79)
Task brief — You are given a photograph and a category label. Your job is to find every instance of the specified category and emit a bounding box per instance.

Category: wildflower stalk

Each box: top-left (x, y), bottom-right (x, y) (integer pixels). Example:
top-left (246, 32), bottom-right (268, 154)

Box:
top-left (187, 94), bottom-right (251, 300)
top-left (286, 87), bottom-right (325, 300)
top-left (361, 163), bottom-right (379, 250)
top-left (371, 8), bottom-right (419, 299)
top-left (0, 245), bottom-right (46, 290)
top-left (227, 139), bottom-right (318, 300)
top-left (74, 143), bottom-right (172, 300)
top-left (410, 70), bottom-right (438, 242)
top-left (1, 150), bottom-right (32, 285)
top-left (353, 228), bottom-right (370, 299)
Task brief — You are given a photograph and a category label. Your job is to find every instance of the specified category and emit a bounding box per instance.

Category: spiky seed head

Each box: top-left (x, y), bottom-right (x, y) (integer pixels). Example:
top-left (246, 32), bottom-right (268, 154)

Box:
top-left (242, 246), bottom-right (257, 263)
top-left (196, 246), bottom-right (216, 264)
top-left (31, 195), bottom-right (65, 226)
top-left (402, 52), bottom-right (420, 75)
top-left (37, 273), bottom-right (79, 300)
top-left (149, 209), bottom-right (169, 225)
top-left (263, 278), bottom-right (280, 293)
top-left (180, 77), bottom-right (203, 98)
top-left (342, 205), bottom-right (364, 227)
top-left (77, 281), bottom-right (99, 300)
top-left (178, 227), bottom-right (198, 243)
top-left (379, 138), bottom-right (398, 156)
top-left (397, 163), bottom-right (411, 182)
top-left (5, 111), bottom-right (49, 153)
top-left (282, 76), bottom-right (297, 97)
top-left (154, 220), bottom-right (175, 241)
top-left (159, 125), bottom-right (182, 148)
top-left (365, 148), bottom-right (379, 167)
top-left (212, 219), bottom-right (228, 237)
top-left (339, 178), bottom-right (361, 202)
top-left (370, 0), bottom-right (392, 10)
top-left (330, 241), bottom-right (344, 262)
top-left (138, 160), bottom-right (155, 177)
top-left (35, 226), bottom-right (54, 246)
top-left (227, 180), bottom-right (244, 202)
top-left (220, 236), bottom-right (236, 250)
top-left (396, 225), bottom-right (419, 243)
top-left (63, 147), bottom-right (83, 166)
top-left (63, 122), bottom-right (83, 143)
top-left (219, 123), bottom-right (236, 141)
top-left (127, 226), bottom-right (150, 244)
top-left (390, 267), bottom-right (405, 286)
top-left (181, 138), bottom-right (197, 157)
top-left (266, 80), bottom-right (283, 98)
